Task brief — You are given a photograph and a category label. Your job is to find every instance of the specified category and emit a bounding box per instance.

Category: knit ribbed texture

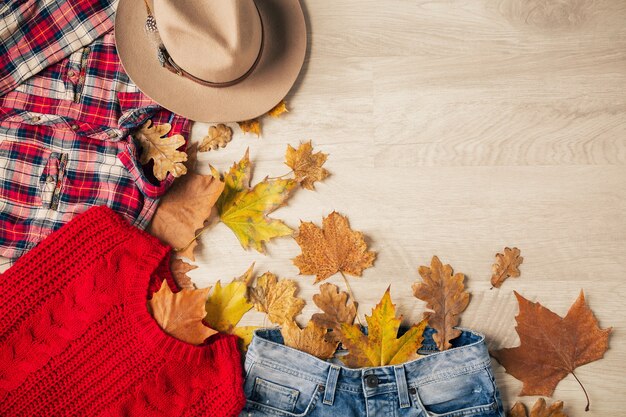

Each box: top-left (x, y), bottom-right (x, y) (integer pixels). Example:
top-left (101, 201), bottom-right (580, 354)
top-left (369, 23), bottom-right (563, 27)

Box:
top-left (0, 206), bottom-right (245, 417)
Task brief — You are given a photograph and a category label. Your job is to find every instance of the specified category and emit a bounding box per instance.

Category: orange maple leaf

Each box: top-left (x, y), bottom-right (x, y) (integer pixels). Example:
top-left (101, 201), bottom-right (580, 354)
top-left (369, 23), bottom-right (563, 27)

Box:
top-left (492, 291), bottom-right (611, 411)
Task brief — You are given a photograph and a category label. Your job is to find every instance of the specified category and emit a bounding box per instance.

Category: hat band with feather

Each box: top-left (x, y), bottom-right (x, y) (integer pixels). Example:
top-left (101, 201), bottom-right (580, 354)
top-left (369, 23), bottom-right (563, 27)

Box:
top-left (142, 0), bottom-right (264, 88)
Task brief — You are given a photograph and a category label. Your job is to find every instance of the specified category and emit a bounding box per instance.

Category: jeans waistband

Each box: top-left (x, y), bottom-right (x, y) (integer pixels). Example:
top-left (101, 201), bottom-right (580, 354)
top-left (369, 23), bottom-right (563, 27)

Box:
top-left (246, 326), bottom-right (493, 395)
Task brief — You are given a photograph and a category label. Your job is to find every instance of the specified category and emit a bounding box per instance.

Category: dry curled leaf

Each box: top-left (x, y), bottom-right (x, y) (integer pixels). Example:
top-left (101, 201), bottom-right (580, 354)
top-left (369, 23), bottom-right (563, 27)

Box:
top-left (491, 247), bottom-right (523, 288)
top-left (135, 120), bottom-right (187, 181)
top-left (199, 124), bottom-right (233, 152)
top-left (340, 288), bottom-right (427, 368)
top-left (249, 272), bottom-right (305, 325)
top-left (214, 150), bottom-right (296, 252)
top-left (237, 119), bottom-right (261, 136)
top-left (281, 320), bottom-right (338, 360)
top-left (492, 291), bottom-right (611, 411)
top-left (148, 168), bottom-right (224, 260)
top-left (149, 281), bottom-right (216, 345)
top-left (293, 212), bottom-right (376, 283)
top-left (412, 256), bottom-right (470, 351)
top-left (267, 100), bottom-right (289, 118)
top-left (508, 398), bottom-right (568, 417)
top-left (285, 141), bottom-right (329, 190)
top-left (170, 257), bottom-right (197, 290)
top-left (311, 283), bottom-right (356, 343)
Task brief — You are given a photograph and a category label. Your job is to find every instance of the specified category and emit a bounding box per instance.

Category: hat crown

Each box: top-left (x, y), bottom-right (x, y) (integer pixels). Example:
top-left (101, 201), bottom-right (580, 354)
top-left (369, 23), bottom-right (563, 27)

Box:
top-left (153, 0), bottom-right (263, 83)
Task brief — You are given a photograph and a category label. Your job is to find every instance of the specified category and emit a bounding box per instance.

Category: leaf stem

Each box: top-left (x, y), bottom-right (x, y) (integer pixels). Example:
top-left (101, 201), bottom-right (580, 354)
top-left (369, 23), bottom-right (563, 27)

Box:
top-left (340, 271), bottom-right (363, 327)
top-left (571, 371), bottom-right (590, 411)
top-left (175, 225), bottom-right (211, 254)
top-left (266, 170), bottom-right (294, 180)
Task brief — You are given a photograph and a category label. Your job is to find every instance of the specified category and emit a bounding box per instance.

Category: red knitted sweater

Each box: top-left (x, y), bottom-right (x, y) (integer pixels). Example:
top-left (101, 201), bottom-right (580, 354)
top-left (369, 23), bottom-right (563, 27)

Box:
top-left (0, 206), bottom-right (246, 417)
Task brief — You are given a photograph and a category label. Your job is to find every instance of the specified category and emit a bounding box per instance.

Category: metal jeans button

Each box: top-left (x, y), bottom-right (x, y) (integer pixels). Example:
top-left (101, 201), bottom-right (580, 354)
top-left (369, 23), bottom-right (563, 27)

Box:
top-left (365, 375), bottom-right (379, 388)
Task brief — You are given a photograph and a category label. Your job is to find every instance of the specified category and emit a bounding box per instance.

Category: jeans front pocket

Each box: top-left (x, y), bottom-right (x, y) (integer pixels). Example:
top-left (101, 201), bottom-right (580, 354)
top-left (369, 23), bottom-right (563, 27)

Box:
top-left (411, 367), bottom-right (502, 417)
top-left (242, 362), bottom-right (321, 417)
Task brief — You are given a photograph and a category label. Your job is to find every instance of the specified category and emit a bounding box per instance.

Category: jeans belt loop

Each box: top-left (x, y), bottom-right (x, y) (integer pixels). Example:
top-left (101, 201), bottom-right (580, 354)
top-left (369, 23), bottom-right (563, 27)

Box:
top-left (323, 364), bottom-right (341, 406)
top-left (394, 365), bottom-right (411, 409)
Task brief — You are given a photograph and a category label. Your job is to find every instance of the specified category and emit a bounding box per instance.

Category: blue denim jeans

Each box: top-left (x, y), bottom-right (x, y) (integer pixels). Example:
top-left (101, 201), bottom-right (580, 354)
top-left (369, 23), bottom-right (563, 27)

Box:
top-left (240, 327), bottom-right (504, 417)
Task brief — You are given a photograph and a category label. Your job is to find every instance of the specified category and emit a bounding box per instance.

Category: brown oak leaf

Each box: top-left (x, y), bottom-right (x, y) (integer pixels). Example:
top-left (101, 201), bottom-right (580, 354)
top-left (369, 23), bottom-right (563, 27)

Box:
top-left (148, 168), bottom-right (225, 260)
top-left (249, 272), bottom-right (305, 325)
top-left (170, 257), bottom-right (197, 290)
top-left (237, 119), bottom-right (261, 136)
top-left (149, 280), bottom-right (216, 345)
top-left (285, 141), bottom-right (329, 190)
top-left (412, 256), bottom-right (470, 351)
top-left (199, 124), bottom-right (233, 152)
top-left (281, 320), bottom-right (338, 360)
top-left (491, 247), bottom-right (523, 288)
top-left (135, 120), bottom-right (187, 181)
top-left (293, 212), bottom-right (376, 283)
top-left (492, 291), bottom-right (611, 411)
top-left (311, 283), bottom-right (356, 343)
top-left (508, 398), bottom-right (568, 417)
top-left (267, 100), bottom-right (289, 118)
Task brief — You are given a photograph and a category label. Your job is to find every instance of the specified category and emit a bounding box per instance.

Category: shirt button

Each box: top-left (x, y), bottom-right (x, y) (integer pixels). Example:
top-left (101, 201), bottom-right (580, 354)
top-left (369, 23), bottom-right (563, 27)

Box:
top-left (409, 387), bottom-right (417, 395)
top-left (365, 375), bottom-right (379, 388)
top-left (67, 70), bottom-right (76, 77)
top-left (31, 116), bottom-right (41, 123)
top-left (70, 124), bottom-right (79, 131)
top-left (107, 130), bottom-right (118, 139)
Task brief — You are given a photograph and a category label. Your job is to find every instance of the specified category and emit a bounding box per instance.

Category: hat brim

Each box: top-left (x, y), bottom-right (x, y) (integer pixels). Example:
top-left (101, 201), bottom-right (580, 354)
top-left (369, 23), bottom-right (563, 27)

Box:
top-left (115, 0), bottom-right (307, 123)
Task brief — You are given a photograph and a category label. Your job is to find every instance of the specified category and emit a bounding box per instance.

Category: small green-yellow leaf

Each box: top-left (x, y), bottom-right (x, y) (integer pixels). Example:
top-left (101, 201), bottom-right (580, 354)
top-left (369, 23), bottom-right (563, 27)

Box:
top-left (216, 151), bottom-right (296, 252)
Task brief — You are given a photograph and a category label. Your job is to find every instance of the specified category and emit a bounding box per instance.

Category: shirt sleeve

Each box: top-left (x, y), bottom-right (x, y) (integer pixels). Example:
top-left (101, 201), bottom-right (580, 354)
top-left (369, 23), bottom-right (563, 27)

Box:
top-left (0, 0), bottom-right (116, 96)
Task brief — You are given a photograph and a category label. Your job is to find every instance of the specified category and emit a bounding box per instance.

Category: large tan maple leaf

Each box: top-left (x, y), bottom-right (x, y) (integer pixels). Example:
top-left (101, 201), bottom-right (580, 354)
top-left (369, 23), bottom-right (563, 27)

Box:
top-left (292, 211), bottom-right (376, 284)
top-left (492, 291), bottom-right (611, 411)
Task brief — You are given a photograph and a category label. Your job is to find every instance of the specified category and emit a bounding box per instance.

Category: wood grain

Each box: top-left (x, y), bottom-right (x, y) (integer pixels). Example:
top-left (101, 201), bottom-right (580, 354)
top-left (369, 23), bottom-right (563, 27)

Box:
top-left (2, 0), bottom-right (625, 415)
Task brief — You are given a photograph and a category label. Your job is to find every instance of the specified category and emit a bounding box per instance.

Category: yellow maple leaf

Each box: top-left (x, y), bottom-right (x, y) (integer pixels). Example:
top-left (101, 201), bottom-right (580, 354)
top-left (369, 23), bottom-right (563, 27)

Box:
top-left (232, 326), bottom-right (258, 351)
top-left (285, 141), bottom-right (329, 190)
top-left (204, 265), bottom-right (258, 350)
top-left (204, 265), bottom-right (254, 333)
top-left (293, 211), bottom-right (376, 283)
top-left (149, 281), bottom-right (217, 345)
top-left (134, 120), bottom-right (188, 181)
top-left (249, 272), bottom-right (305, 325)
top-left (215, 150), bottom-right (296, 252)
top-left (340, 288), bottom-right (427, 368)
top-left (267, 100), bottom-right (289, 118)
top-left (237, 119), bottom-right (261, 136)
top-left (281, 320), bottom-right (338, 360)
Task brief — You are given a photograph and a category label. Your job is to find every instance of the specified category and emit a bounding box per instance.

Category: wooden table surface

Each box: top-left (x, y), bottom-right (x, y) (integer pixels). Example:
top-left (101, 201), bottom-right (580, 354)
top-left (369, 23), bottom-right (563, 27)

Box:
top-left (3, 1), bottom-right (625, 415)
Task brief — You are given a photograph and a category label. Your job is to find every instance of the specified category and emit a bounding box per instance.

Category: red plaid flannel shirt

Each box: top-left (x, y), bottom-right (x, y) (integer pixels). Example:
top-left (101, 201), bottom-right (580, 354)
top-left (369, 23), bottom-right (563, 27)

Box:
top-left (0, 1), bottom-right (190, 258)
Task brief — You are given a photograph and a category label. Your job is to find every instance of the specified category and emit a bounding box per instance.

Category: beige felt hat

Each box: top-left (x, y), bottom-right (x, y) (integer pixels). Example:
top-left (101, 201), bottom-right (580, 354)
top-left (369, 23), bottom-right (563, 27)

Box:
top-left (115, 0), bottom-right (307, 122)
